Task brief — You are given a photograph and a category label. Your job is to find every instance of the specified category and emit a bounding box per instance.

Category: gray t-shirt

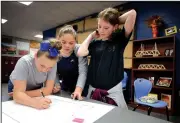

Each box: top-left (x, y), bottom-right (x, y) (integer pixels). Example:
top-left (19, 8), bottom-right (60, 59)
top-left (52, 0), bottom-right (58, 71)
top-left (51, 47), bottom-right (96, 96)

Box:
top-left (10, 54), bottom-right (57, 91)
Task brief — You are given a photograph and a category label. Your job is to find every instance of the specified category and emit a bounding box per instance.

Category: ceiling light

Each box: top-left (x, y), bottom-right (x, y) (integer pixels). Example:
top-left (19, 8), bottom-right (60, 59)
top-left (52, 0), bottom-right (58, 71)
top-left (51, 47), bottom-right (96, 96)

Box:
top-left (35, 35), bottom-right (43, 39)
top-left (19, 2), bottom-right (33, 6)
top-left (2, 19), bottom-right (8, 24)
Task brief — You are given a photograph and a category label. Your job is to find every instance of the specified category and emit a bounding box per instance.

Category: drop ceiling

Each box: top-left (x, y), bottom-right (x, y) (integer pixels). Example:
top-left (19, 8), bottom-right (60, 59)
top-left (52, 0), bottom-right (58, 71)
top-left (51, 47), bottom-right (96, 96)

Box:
top-left (1, 1), bottom-right (126, 41)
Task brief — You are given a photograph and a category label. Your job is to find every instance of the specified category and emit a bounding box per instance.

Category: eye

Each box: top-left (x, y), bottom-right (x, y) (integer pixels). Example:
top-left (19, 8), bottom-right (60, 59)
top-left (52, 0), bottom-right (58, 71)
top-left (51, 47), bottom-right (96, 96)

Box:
top-left (69, 42), bottom-right (73, 45)
top-left (41, 65), bottom-right (45, 68)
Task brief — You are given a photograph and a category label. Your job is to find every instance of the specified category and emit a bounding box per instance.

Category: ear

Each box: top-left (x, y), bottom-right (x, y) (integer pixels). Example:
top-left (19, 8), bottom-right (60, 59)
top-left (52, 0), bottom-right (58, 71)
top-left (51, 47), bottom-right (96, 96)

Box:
top-left (113, 24), bottom-right (119, 31)
top-left (34, 53), bottom-right (38, 60)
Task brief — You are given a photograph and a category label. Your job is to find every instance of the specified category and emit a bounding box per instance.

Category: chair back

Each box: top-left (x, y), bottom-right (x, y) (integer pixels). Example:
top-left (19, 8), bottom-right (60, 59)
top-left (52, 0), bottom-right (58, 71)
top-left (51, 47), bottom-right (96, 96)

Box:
top-left (122, 71), bottom-right (128, 89)
top-left (134, 78), bottom-right (152, 99)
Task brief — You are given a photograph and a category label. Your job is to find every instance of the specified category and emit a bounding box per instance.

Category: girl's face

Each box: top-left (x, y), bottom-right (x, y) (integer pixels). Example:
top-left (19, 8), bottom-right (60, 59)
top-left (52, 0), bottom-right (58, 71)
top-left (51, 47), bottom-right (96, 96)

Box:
top-left (35, 54), bottom-right (57, 72)
top-left (97, 18), bottom-right (118, 40)
top-left (58, 34), bottom-right (76, 54)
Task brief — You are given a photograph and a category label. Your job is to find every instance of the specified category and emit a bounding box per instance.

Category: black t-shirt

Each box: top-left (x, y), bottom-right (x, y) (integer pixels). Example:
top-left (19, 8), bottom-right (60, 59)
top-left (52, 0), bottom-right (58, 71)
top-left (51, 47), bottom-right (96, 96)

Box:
top-left (87, 27), bottom-right (132, 90)
top-left (57, 52), bottom-right (79, 92)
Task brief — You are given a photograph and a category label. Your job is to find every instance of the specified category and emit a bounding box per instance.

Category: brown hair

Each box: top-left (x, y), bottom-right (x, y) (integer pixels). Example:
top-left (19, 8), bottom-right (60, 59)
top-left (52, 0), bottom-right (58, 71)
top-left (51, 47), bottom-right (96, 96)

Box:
top-left (37, 39), bottom-right (61, 60)
top-left (58, 25), bottom-right (77, 40)
top-left (98, 8), bottom-right (120, 26)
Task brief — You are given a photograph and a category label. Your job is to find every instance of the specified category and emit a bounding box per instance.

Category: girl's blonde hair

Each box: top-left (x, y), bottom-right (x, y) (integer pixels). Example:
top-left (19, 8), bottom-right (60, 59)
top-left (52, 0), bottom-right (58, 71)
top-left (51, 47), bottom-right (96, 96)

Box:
top-left (58, 25), bottom-right (77, 40)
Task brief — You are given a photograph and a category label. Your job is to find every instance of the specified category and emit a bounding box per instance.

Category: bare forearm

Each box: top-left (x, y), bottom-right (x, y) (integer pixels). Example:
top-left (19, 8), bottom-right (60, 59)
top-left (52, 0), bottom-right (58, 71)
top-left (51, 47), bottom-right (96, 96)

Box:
top-left (77, 34), bottom-right (93, 56)
top-left (119, 9), bottom-right (137, 37)
top-left (26, 88), bottom-right (52, 97)
top-left (119, 9), bottom-right (136, 24)
top-left (13, 91), bottom-right (37, 108)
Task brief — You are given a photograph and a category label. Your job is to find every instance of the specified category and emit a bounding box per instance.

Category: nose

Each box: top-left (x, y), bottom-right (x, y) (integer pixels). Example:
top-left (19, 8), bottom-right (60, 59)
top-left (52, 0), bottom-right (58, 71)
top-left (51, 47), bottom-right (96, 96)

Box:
top-left (64, 43), bottom-right (70, 48)
top-left (98, 28), bottom-right (105, 34)
top-left (42, 67), bottom-right (49, 72)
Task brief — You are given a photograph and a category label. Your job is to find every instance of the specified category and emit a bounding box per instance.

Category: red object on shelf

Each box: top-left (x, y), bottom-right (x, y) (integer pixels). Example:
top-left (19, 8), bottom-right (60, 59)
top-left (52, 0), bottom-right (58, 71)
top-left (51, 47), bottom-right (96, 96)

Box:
top-left (151, 24), bottom-right (158, 38)
top-left (18, 50), bottom-right (29, 55)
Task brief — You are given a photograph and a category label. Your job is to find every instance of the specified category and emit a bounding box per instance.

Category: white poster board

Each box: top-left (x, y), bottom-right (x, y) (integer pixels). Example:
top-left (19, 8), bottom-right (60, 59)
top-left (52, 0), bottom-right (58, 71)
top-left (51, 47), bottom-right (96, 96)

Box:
top-left (2, 95), bottom-right (114, 123)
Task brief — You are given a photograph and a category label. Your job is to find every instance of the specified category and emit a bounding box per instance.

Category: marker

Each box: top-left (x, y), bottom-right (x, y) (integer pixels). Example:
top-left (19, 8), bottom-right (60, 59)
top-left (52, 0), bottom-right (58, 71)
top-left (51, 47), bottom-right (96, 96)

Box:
top-left (40, 89), bottom-right (45, 97)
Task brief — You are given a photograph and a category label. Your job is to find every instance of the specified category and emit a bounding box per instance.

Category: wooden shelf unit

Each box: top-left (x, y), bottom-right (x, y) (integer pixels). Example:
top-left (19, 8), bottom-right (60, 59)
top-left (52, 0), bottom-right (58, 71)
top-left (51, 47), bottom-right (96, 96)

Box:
top-left (130, 36), bottom-right (176, 115)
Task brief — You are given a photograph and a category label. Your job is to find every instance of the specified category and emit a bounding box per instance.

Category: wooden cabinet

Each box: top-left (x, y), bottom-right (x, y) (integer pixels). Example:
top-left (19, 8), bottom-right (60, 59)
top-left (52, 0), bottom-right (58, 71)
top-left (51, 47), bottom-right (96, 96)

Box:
top-left (131, 36), bottom-right (176, 115)
top-left (84, 18), bottom-right (97, 31)
top-left (124, 41), bottom-right (133, 68)
top-left (77, 31), bottom-right (93, 44)
top-left (1, 56), bottom-right (20, 83)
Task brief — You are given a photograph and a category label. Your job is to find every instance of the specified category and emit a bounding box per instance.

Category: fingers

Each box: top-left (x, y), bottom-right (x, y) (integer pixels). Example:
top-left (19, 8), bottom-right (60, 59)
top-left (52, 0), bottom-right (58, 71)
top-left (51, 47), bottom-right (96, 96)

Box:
top-left (56, 85), bottom-right (61, 89)
top-left (96, 29), bottom-right (100, 36)
top-left (71, 93), bottom-right (75, 99)
top-left (52, 87), bottom-right (58, 93)
top-left (79, 96), bottom-right (83, 100)
top-left (77, 95), bottom-right (83, 100)
top-left (41, 98), bottom-right (51, 109)
top-left (35, 97), bottom-right (52, 109)
top-left (42, 103), bottom-right (50, 109)
top-left (39, 102), bottom-right (50, 109)
top-left (71, 93), bottom-right (77, 100)
top-left (8, 92), bottom-right (13, 97)
top-left (52, 86), bottom-right (60, 94)
top-left (45, 98), bottom-right (52, 103)
top-left (71, 93), bottom-right (83, 100)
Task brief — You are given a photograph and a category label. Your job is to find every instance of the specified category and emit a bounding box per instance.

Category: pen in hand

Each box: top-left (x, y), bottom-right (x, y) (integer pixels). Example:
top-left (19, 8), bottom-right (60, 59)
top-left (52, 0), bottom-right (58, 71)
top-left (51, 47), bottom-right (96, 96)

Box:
top-left (40, 89), bottom-right (45, 97)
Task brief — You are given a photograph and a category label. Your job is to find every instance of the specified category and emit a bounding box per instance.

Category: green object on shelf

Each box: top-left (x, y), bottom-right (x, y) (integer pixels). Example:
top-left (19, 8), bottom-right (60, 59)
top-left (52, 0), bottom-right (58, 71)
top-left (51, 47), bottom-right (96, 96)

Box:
top-left (139, 96), bottom-right (158, 104)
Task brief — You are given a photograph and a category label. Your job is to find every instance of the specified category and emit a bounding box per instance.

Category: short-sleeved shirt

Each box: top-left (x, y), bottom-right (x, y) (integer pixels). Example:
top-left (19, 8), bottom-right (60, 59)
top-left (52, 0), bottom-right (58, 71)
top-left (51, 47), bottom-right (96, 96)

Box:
top-left (56, 44), bottom-right (88, 92)
top-left (57, 52), bottom-right (78, 92)
top-left (87, 27), bottom-right (131, 90)
top-left (10, 54), bottom-right (57, 91)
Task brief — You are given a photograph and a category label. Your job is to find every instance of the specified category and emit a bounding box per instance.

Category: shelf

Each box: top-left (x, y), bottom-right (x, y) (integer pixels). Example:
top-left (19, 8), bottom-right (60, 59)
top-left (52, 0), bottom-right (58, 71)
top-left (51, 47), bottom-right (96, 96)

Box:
top-left (132, 85), bottom-right (172, 90)
top-left (152, 86), bottom-right (172, 90)
top-left (133, 56), bottom-right (174, 59)
top-left (132, 69), bottom-right (174, 72)
top-left (2, 54), bottom-right (23, 57)
top-left (131, 36), bottom-right (176, 115)
top-left (132, 35), bottom-right (175, 43)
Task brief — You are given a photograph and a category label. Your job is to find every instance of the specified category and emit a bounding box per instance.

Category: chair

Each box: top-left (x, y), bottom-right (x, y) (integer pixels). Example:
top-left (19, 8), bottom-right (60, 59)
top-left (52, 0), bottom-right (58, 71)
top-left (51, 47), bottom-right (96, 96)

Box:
top-left (133, 78), bottom-right (169, 121)
top-left (122, 71), bottom-right (129, 103)
top-left (122, 71), bottom-right (128, 90)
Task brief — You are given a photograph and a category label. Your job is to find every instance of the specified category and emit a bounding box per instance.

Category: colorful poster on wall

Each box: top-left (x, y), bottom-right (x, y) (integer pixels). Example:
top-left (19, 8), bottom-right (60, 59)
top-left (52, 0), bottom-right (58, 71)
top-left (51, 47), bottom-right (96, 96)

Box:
top-left (30, 40), bottom-right (40, 49)
top-left (16, 41), bottom-right (30, 55)
top-left (1, 43), bottom-right (16, 55)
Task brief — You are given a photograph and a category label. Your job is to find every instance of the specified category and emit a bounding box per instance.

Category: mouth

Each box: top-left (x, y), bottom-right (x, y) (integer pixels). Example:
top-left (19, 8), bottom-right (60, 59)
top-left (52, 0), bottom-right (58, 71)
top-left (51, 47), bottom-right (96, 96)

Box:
top-left (65, 49), bottom-right (70, 51)
top-left (100, 34), bottom-right (106, 36)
